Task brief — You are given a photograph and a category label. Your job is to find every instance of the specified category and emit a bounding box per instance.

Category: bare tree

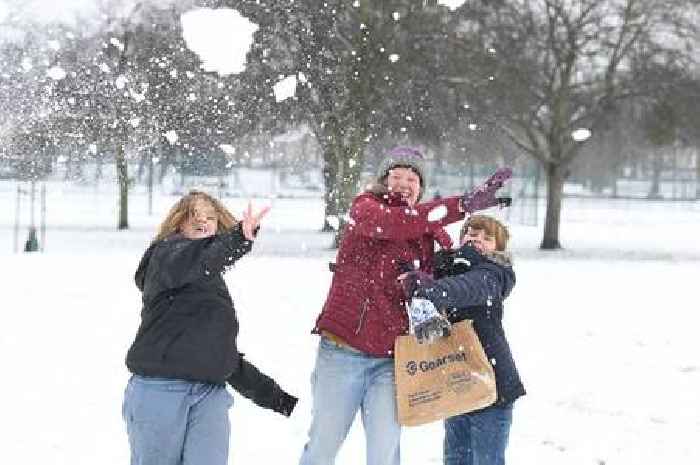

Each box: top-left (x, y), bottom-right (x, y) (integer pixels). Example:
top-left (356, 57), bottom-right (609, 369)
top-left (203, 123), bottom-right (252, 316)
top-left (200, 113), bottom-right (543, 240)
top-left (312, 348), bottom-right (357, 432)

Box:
top-left (449, 0), bottom-right (697, 248)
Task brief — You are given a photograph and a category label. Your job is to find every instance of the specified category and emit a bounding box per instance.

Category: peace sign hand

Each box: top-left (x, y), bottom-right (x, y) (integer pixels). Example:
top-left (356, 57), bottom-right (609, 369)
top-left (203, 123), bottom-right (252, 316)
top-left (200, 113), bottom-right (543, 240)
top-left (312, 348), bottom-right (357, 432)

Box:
top-left (241, 201), bottom-right (271, 241)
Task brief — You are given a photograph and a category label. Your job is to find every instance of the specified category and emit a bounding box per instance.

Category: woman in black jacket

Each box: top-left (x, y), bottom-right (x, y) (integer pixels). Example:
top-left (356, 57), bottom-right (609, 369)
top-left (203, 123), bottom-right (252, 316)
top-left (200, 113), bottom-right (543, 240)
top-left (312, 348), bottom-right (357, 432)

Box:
top-left (403, 215), bottom-right (524, 465)
top-left (123, 191), bottom-right (296, 465)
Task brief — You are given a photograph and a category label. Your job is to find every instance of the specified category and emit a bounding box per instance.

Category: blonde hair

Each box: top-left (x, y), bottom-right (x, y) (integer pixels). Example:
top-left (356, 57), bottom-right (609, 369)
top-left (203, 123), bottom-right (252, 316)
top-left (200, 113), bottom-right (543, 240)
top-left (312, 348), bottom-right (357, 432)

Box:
top-left (460, 215), bottom-right (510, 251)
top-left (154, 190), bottom-right (237, 242)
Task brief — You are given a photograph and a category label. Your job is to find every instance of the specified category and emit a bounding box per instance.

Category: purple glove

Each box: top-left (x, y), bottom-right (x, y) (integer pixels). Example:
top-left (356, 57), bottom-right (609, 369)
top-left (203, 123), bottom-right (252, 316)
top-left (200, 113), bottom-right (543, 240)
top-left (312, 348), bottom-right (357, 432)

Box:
top-left (400, 271), bottom-right (435, 299)
top-left (462, 167), bottom-right (513, 213)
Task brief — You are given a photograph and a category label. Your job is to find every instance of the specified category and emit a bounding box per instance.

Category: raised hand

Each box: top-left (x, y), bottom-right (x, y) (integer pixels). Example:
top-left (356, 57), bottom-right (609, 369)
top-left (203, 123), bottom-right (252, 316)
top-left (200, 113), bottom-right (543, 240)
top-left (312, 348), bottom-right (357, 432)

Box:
top-left (241, 201), bottom-right (271, 241)
top-left (462, 167), bottom-right (513, 213)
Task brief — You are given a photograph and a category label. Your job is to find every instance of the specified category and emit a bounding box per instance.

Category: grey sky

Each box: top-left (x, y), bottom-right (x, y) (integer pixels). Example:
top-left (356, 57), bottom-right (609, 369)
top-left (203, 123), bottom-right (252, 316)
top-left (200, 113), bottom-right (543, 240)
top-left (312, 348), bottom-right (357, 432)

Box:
top-left (0, 0), bottom-right (100, 24)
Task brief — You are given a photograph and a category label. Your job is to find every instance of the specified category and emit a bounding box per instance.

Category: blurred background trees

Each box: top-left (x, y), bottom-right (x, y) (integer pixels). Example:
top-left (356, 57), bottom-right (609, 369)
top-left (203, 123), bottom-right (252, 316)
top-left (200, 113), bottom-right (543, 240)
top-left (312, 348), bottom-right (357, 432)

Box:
top-left (0, 0), bottom-right (698, 248)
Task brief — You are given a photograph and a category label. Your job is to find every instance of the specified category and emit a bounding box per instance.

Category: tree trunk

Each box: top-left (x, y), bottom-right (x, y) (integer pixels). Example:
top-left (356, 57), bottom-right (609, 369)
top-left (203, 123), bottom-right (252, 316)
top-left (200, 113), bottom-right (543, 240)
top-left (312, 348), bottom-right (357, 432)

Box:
top-left (321, 146), bottom-right (339, 232)
top-left (95, 155), bottom-right (104, 182)
top-left (695, 149), bottom-right (700, 200)
top-left (540, 161), bottom-right (565, 250)
top-left (331, 148), bottom-right (364, 249)
top-left (147, 147), bottom-right (154, 216)
top-left (116, 142), bottom-right (129, 230)
top-left (647, 150), bottom-right (663, 199)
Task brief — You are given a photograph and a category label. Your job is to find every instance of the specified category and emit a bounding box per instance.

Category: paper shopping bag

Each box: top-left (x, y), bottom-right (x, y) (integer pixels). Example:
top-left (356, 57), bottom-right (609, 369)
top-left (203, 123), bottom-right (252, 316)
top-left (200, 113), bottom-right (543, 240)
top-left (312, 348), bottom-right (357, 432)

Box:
top-left (394, 320), bottom-right (497, 427)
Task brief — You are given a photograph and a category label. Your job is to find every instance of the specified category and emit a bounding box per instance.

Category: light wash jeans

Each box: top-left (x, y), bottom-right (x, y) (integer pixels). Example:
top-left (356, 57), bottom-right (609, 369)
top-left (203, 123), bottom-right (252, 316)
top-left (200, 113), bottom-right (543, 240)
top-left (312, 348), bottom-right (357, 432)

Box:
top-left (443, 403), bottom-right (514, 465)
top-left (122, 375), bottom-right (234, 465)
top-left (298, 337), bottom-right (401, 465)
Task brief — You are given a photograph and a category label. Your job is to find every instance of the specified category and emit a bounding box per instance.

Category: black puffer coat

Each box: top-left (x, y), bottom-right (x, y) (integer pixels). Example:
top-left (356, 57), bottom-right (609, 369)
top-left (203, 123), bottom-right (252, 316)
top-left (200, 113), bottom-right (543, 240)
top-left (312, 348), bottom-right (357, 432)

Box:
top-left (125, 225), bottom-right (296, 416)
top-left (417, 245), bottom-right (525, 406)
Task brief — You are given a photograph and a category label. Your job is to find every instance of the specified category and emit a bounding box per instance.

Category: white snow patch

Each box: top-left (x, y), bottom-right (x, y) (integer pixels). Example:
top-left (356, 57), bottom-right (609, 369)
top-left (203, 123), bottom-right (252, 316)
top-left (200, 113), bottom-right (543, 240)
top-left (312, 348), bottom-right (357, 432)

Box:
top-left (427, 205), bottom-right (448, 222)
top-left (0, 184), bottom-right (697, 465)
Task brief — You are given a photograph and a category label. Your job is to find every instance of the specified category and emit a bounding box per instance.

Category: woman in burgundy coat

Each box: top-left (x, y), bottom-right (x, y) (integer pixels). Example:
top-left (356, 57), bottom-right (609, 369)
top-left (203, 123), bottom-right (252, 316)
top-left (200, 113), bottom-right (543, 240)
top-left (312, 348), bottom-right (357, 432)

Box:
top-left (298, 146), bottom-right (511, 465)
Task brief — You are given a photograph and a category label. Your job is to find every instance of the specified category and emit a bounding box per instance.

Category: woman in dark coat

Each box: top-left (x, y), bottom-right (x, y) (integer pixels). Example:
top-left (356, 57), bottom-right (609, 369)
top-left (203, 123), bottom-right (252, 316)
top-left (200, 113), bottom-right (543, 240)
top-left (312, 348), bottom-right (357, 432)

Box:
top-left (123, 191), bottom-right (296, 465)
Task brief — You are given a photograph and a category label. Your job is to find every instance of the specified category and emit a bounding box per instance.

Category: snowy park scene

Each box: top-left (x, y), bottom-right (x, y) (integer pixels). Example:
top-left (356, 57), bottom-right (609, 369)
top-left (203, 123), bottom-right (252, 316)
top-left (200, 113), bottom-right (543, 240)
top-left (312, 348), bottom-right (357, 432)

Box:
top-left (1, 1), bottom-right (699, 465)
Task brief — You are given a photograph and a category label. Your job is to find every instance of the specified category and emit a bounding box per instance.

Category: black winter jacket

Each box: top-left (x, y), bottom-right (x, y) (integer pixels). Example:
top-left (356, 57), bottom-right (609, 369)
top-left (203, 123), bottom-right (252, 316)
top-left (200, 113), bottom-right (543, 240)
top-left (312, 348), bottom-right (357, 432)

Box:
top-left (417, 245), bottom-right (525, 406)
top-left (125, 225), bottom-right (296, 416)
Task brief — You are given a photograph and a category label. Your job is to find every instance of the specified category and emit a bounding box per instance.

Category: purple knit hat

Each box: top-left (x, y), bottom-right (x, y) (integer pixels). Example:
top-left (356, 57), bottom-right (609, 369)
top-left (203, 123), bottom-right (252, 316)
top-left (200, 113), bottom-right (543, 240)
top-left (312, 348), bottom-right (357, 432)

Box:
top-left (377, 146), bottom-right (426, 186)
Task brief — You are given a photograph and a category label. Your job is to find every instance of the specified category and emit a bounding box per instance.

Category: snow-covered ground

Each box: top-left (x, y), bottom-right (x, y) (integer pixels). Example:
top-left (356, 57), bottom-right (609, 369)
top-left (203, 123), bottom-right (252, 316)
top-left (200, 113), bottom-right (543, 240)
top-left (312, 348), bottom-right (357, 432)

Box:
top-left (0, 179), bottom-right (699, 465)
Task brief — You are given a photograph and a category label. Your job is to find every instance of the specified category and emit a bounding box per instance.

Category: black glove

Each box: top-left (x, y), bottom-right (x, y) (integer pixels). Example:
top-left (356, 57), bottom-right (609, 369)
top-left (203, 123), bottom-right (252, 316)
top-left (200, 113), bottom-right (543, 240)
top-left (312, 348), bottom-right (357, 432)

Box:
top-left (399, 270), bottom-right (435, 299)
top-left (273, 389), bottom-right (298, 417)
top-left (227, 357), bottom-right (297, 417)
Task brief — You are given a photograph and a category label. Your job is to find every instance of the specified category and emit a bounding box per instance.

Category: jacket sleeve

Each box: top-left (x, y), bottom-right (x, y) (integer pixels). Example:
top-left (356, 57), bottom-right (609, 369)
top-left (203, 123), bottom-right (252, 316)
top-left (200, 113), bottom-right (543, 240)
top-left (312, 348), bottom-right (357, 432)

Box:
top-left (349, 194), bottom-right (464, 241)
top-left (200, 224), bottom-right (253, 274)
top-left (134, 242), bottom-right (157, 291)
top-left (226, 357), bottom-right (298, 417)
top-left (144, 226), bottom-right (254, 293)
top-left (416, 261), bottom-right (515, 311)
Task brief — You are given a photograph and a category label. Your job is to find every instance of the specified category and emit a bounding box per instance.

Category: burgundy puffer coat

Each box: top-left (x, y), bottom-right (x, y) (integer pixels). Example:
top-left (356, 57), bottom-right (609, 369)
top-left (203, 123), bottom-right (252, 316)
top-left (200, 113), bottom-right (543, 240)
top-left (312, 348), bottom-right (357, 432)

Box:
top-left (314, 188), bottom-right (464, 356)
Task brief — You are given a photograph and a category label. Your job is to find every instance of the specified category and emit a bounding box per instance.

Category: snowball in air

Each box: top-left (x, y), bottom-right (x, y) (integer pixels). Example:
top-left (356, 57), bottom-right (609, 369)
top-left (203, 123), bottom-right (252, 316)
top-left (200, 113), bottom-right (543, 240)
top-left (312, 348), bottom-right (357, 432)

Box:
top-left (572, 128), bottom-right (592, 142)
top-left (273, 75), bottom-right (297, 102)
top-left (181, 8), bottom-right (258, 76)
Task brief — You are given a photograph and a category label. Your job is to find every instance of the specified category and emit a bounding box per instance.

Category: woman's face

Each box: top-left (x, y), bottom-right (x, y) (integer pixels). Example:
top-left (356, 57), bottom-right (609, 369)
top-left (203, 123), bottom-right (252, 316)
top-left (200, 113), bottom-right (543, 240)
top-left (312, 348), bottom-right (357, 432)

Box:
top-left (181, 198), bottom-right (218, 239)
top-left (386, 166), bottom-right (421, 206)
top-left (461, 226), bottom-right (497, 253)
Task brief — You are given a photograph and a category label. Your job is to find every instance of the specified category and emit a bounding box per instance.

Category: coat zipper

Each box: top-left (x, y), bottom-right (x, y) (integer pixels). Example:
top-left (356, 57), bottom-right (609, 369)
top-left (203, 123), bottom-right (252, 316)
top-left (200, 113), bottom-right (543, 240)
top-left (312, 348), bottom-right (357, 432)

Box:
top-left (355, 299), bottom-right (369, 335)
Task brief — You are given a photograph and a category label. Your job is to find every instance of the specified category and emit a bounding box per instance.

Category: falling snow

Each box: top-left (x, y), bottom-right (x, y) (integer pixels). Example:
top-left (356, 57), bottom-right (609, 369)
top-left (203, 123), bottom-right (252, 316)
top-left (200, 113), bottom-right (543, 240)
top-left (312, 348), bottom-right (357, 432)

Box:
top-left (273, 75), bottom-right (297, 102)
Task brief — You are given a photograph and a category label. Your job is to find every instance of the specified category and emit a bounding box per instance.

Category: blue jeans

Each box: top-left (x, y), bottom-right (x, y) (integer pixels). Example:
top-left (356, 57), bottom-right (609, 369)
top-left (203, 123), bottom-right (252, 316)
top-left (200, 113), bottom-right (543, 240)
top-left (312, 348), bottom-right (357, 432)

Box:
top-left (122, 375), bottom-right (234, 465)
top-left (298, 337), bottom-right (401, 465)
top-left (443, 404), bottom-right (514, 465)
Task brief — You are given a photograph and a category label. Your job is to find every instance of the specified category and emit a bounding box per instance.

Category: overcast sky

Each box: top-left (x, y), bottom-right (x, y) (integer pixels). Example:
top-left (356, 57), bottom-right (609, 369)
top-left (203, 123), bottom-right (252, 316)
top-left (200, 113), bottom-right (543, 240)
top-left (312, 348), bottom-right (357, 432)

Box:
top-left (0, 0), bottom-right (101, 24)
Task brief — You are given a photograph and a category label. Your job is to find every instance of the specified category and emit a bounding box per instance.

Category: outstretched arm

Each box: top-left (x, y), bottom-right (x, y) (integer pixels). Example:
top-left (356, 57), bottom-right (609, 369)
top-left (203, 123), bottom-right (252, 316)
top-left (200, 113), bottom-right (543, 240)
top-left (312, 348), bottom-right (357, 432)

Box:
top-left (202, 201), bottom-right (270, 273)
top-left (349, 193), bottom-right (464, 241)
top-left (415, 262), bottom-right (515, 311)
top-left (227, 356), bottom-right (298, 417)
